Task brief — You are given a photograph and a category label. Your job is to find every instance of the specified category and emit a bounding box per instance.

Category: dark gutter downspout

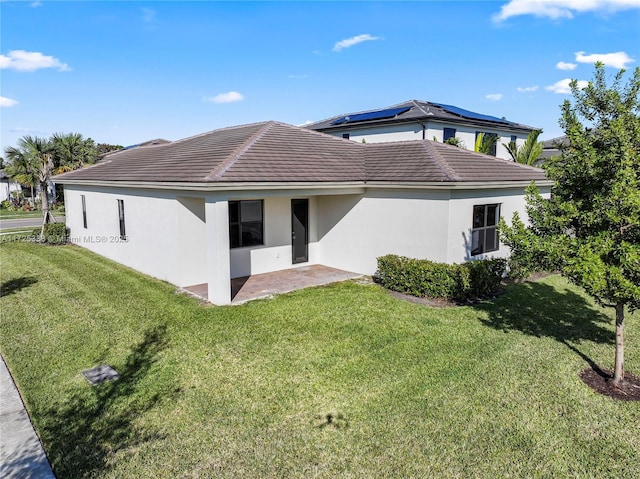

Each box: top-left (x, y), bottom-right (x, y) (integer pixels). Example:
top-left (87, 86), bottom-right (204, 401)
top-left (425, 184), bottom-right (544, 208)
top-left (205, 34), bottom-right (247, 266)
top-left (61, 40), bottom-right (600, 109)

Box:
top-left (418, 122), bottom-right (426, 140)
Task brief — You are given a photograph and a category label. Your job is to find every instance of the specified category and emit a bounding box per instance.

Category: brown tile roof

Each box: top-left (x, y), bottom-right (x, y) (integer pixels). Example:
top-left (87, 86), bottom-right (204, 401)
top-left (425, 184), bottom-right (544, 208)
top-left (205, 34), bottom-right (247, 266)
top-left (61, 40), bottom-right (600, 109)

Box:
top-left (54, 121), bottom-right (547, 185)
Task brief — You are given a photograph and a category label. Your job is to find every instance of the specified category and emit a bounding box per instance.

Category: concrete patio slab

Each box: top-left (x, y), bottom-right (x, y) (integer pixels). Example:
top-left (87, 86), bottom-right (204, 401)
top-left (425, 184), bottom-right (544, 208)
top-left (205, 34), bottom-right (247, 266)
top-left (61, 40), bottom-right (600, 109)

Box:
top-left (181, 264), bottom-right (363, 305)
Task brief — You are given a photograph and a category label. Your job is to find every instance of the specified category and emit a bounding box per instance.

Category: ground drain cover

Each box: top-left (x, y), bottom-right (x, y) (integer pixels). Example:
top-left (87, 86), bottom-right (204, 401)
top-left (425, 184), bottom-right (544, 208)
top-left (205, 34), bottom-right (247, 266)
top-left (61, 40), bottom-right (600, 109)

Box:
top-left (81, 365), bottom-right (120, 385)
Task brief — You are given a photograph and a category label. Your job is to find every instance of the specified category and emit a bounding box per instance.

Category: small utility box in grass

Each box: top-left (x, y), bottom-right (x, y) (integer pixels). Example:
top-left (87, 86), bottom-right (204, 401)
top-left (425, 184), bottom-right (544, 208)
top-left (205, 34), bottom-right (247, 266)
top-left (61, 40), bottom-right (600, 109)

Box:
top-left (81, 365), bottom-right (120, 385)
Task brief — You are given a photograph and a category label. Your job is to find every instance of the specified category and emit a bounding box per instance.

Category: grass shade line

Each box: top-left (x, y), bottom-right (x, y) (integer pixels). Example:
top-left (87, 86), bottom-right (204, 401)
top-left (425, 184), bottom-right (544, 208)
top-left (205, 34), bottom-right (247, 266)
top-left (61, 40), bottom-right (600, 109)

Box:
top-left (0, 241), bottom-right (638, 478)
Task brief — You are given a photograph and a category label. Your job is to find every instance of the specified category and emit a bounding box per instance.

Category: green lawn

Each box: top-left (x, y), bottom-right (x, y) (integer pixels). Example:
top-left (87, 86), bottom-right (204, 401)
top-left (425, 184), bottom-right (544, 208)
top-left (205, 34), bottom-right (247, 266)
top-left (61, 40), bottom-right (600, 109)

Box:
top-left (0, 208), bottom-right (65, 219)
top-left (1, 242), bottom-right (638, 478)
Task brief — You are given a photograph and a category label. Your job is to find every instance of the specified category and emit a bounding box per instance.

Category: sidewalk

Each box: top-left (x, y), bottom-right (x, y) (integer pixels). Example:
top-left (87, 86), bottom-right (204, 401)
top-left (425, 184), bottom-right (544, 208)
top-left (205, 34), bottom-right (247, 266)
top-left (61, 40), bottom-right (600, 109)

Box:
top-left (0, 354), bottom-right (56, 478)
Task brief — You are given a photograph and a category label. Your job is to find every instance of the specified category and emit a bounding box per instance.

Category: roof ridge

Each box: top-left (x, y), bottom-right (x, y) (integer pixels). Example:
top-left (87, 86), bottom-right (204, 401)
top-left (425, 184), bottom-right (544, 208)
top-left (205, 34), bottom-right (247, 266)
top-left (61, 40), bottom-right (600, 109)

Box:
top-left (410, 100), bottom-right (434, 116)
top-left (423, 141), bottom-right (461, 181)
top-left (204, 121), bottom-right (275, 181)
top-left (171, 121), bottom-right (271, 146)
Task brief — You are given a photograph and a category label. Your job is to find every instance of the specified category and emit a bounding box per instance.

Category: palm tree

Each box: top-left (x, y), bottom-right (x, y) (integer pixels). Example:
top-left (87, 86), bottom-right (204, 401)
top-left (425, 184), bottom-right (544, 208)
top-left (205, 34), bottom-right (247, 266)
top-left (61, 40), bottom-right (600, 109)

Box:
top-left (6, 136), bottom-right (55, 237)
top-left (474, 132), bottom-right (498, 155)
top-left (52, 132), bottom-right (98, 172)
top-left (3, 144), bottom-right (38, 206)
top-left (502, 130), bottom-right (544, 166)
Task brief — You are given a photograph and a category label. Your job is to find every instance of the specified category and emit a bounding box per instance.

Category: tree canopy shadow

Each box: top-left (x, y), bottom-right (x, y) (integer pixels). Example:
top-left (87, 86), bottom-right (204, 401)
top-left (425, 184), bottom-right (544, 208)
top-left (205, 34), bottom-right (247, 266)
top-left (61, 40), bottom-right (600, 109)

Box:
top-left (474, 280), bottom-right (613, 370)
top-left (0, 276), bottom-right (38, 298)
top-left (37, 324), bottom-right (180, 478)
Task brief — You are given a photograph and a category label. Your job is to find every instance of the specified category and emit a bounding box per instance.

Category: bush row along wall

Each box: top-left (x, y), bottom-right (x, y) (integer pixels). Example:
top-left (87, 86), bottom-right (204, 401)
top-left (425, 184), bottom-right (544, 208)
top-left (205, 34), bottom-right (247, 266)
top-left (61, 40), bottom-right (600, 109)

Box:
top-left (376, 254), bottom-right (507, 302)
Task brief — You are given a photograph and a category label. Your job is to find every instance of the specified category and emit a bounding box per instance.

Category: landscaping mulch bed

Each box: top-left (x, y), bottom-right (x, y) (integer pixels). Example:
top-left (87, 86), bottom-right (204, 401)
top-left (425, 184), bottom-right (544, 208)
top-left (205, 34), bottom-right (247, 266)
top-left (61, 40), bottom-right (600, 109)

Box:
top-left (580, 368), bottom-right (640, 401)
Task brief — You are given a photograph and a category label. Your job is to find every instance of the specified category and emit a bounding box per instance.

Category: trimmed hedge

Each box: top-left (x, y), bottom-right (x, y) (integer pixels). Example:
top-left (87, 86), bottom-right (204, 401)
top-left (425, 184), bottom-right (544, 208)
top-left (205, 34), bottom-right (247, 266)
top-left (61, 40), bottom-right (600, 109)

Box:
top-left (376, 254), bottom-right (506, 303)
top-left (32, 223), bottom-right (69, 245)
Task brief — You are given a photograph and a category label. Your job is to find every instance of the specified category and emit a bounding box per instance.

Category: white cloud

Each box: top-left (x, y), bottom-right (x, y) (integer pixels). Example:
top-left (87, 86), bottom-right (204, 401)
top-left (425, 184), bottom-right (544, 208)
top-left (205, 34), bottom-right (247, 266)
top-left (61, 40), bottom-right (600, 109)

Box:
top-left (517, 85), bottom-right (539, 92)
top-left (333, 34), bottom-right (380, 52)
top-left (545, 78), bottom-right (589, 94)
top-left (288, 74), bottom-right (309, 79)
top-left (557, 61), bottom-right (577, 70)
top-left (575, 51), bottom-right (634, 68)
top-left (485, 93), bottom-right (503, 101)
top-left (31, 1), bottom-right (43, 7)
top-left (0, 50), bottom-right (70, 72)
top-left (141, 7), bottom-right (156, 23)
top-left (203, 91), bottom-right (245, 104)
top-left (0, 96), bottom-right (19, 107)
top-left (493, 0), bottom-right (640, 22)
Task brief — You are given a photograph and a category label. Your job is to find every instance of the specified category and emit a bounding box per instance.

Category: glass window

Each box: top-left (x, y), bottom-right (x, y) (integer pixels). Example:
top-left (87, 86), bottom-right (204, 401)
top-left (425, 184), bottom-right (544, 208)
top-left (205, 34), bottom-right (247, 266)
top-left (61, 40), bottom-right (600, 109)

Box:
top-left (342, 133), bottom-right (350, 140)
top-left (471, 204), bottom-right (500, 255)
top-left (117, 199), bottom-right (126, 240)
top-left (81, 195), bottom-right (87, 229)
top-left (443, 128), bottom-right (456, 141)
top-left (475, 132), bottom-right (498, 156)
top-left (229, 200), bottom-right (263, 248)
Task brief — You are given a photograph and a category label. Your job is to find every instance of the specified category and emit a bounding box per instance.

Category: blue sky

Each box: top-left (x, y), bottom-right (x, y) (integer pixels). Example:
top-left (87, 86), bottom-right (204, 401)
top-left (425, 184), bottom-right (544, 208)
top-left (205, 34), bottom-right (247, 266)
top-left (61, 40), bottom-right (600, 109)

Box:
top-left (1, 0), bottom-right (639, 152)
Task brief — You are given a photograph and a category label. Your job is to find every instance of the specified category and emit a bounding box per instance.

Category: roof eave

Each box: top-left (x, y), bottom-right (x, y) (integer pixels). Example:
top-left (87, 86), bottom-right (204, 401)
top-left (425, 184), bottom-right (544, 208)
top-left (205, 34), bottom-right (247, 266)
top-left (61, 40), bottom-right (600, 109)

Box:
top-left (55, 178), bottom-right (552, 191)
top-left (365, 180), bottom-right (552, 189)
top-left (311, 116), bottom-right (538, 133)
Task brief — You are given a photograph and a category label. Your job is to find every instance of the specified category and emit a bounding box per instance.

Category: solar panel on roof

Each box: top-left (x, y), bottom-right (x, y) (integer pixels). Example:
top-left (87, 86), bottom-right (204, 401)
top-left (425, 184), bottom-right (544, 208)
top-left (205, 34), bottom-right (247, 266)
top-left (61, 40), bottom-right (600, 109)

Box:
top-left (432, 103), bottom-right (511, 124)
top-left (331, 106), bottom-right (411, 125)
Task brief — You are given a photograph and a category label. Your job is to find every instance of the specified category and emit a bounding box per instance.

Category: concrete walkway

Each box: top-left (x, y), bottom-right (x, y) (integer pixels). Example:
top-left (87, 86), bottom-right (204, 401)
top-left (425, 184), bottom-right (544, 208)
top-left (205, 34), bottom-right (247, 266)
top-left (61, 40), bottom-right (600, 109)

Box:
top-left (0, 354), bottom-right (56, 478)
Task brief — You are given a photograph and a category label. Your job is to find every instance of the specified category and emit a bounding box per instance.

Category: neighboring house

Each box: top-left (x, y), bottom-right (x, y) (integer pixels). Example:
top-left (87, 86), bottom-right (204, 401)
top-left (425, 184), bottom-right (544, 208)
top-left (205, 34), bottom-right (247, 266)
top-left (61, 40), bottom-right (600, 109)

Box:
top-left (0, 170), bottom-right (24, 203)
top-left (54, 121), bottom-right (550, 305)
top-left (539, 136), bottom-right (569, 161)
top-left (0, 170), bottom-right (11, 202)
top-left (305, 100), bottom-right (539, 160)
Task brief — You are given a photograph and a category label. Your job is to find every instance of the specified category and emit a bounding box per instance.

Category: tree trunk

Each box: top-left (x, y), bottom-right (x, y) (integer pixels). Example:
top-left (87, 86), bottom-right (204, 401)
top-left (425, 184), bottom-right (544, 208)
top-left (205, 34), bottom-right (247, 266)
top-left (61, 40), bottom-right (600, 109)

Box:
top-left (613, 303), bottom-right (625, 384)
top-left (39, 181), bottom-right (52, 241)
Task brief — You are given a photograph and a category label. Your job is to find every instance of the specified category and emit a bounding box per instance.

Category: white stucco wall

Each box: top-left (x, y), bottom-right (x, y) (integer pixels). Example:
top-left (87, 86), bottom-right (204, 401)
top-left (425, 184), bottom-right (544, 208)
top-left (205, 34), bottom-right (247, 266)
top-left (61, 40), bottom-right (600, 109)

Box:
top-left (317, 190), bottom-right (452, 275)
top-left (63, 182), bottom-right (549, 303)
top-left (64, 186), bottom-right (207, 287)
top-left (316, 186), bottom-right (550, 276)
top-left (228, 195), bottom-right (320, 278)
top-left (446, 188), bottom-right (534, 264)
top-left (327, 122), bottom-right (527, 160)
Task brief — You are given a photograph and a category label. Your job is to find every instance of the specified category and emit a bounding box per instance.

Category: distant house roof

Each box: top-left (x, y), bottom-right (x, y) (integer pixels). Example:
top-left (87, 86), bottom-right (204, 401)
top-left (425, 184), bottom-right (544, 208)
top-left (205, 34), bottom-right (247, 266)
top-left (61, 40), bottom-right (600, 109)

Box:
top-left (54, 121), bottom-right (547, 186)
top-left (122, 138), bottom-right (171, 150)
top-left (539, 135), bottom-right (569, 160)
top-left (305, 100), bottom-right (538, 133)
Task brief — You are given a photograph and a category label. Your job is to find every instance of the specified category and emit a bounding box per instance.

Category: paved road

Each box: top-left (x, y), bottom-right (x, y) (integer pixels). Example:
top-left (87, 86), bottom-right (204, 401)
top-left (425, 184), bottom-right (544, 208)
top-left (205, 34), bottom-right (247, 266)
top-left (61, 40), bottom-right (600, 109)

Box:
top-left (0, 217), bottom-right (65, 230)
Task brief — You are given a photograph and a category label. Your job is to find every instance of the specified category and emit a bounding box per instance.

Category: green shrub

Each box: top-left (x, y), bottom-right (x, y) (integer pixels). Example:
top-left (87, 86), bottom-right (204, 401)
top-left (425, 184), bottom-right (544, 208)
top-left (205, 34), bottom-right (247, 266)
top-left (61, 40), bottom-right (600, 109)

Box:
top-left (32, 223), bottom-right (68, 245)
top-left (376, 254), bottom-right (506, 302)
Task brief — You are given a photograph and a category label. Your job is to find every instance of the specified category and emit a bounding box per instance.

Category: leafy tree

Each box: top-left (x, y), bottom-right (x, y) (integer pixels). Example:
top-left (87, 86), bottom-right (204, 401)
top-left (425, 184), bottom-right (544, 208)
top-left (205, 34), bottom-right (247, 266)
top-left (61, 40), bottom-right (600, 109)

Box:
top-left (503, 129), bottom-right (544, 165)
top-left (500, 63), bottom-right (640, 385)
top-left (96, 143), bottom-right (123, 156)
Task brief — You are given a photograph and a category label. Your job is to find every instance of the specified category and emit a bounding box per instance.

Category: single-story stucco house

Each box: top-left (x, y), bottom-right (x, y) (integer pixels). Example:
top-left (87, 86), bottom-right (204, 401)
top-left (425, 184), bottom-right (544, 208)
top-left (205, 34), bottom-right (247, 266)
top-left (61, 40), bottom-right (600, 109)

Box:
top-left (54, 121), bottom-right (550, 305)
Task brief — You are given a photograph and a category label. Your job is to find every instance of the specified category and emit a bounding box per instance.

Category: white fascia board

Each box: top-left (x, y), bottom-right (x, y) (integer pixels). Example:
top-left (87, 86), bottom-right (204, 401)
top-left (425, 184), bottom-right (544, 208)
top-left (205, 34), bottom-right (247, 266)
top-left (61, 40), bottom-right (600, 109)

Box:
top-left (57, 178), bottom-right (552, 193)
top-left (364, 180), bottom-right (553, 190)
top-left (55, 179), bottom-right (367, 195)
